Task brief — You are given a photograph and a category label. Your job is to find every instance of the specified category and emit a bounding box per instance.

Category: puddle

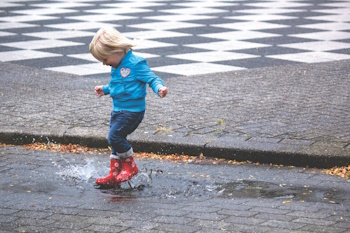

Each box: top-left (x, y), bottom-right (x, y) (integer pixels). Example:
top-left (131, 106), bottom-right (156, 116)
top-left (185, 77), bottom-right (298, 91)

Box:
top-left (55, 158), bottom-right (344, 204)
top-left (215, 180), bottom-right (342, 204)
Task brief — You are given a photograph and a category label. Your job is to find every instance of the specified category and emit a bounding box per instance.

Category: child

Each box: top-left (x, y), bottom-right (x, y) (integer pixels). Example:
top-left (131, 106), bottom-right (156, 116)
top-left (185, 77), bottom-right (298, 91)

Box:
top-left (89, 26), bottom-right (168, 187)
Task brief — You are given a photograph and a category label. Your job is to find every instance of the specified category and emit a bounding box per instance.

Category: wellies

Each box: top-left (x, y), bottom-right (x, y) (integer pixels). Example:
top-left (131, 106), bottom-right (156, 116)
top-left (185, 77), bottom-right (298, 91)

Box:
top-left (115, 156), bottom-right (138, 183)
top-left (96, 158), bottom-right (121, 186)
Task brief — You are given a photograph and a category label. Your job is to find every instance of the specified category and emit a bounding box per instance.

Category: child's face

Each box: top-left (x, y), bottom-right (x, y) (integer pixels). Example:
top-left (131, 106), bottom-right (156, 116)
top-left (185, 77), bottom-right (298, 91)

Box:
top-left (102, 52), bottom-right (125, 68)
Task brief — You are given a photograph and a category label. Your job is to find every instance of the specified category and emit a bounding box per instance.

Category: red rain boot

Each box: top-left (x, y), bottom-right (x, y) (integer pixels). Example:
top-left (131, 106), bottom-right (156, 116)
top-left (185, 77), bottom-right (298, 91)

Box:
top-left (96, 159), bottom-right (121, 186)
top-left (115, 157), bottom-right (138, 183)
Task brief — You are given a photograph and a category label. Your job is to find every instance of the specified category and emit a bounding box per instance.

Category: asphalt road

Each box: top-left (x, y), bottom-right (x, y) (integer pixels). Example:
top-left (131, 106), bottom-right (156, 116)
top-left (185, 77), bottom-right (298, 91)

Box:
top-left (1, 145), bottom-right (350, 232)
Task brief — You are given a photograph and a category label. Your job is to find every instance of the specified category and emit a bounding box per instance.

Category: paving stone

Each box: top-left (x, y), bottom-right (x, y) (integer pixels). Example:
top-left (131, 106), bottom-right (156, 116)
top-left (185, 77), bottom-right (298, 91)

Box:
top-left (224, 216), bottom-right (266, 226)
top-left (151, 215), bottom-right (194, 225)
top-left (83, 224), bottom-right (130, 232)
top-left (293, 217), bottom-right (336, 226)
top-left (300, 225), bottom-right (347, 233)
top-left (186, 212), bottom-right (228, 221)
top-left (261, 220), bottom-right (306, 230)
top-left (153, 223), bottom-right (202, 233)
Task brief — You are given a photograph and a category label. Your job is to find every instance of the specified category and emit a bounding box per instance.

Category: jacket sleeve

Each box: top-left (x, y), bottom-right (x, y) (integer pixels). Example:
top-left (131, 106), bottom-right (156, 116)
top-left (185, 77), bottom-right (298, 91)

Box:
top-left (135, 59), bottom-right (164, 96)
top-left (102, 84), bottom-right (110, 95)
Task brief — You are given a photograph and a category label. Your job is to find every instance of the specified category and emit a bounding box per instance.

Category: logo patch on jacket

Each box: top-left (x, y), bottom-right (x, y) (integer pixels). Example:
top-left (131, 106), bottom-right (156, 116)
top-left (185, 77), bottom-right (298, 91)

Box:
top-left (120, 68), bottom-right (130, 78)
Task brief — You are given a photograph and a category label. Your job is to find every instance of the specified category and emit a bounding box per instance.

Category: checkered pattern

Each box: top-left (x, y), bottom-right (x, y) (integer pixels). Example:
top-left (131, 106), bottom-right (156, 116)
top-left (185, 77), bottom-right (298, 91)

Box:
top-left (1, 0), bottom-right (350, 78)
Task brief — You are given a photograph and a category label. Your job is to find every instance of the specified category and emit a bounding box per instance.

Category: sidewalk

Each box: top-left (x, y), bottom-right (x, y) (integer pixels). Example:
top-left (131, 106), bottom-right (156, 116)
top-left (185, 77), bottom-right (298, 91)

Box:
top-left (0, 60), bottom-right (349, 168)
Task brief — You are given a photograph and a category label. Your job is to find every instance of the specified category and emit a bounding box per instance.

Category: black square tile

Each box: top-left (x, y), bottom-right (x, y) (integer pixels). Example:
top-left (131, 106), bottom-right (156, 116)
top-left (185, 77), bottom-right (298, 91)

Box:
top-left (215, 57), bottom-right (299, 69)
top-left (11, 56), bottom-right (91, 69)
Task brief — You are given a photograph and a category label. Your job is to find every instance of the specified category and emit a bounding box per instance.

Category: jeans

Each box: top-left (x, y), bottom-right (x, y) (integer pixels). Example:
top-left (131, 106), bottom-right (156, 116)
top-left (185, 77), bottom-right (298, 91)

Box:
top-left (108, 110), bottom-right (144, 159)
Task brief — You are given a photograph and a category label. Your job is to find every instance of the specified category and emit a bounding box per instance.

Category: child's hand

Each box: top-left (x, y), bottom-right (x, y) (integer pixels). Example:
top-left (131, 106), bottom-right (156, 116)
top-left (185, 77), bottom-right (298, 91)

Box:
top-left (158, 86), bottom-right (168, 98)
top-left (95, 86), bottom-right (104, 97)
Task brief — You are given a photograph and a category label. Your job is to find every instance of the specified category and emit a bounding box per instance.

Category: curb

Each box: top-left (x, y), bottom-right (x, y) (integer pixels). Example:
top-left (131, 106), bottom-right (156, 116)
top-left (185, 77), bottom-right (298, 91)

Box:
top-left (1, 131), bottom-right (349, 169)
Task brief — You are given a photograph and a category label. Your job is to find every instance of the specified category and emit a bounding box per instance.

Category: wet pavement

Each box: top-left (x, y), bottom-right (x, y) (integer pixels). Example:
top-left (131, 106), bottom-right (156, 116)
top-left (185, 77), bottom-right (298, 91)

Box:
top-left (0, 0), bottom-right (350, 168)
top-left (1, 0), bottom-right (350, 231)
top-left (1, 145), bottom-right (350, 232)
top-left (1, 59), bottom-right (350, 169)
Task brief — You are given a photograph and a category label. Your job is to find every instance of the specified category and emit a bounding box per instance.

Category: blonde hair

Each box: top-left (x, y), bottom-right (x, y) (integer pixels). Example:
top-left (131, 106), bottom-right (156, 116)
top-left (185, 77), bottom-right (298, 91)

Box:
top-left (89, 26), bottom-right (136, 62)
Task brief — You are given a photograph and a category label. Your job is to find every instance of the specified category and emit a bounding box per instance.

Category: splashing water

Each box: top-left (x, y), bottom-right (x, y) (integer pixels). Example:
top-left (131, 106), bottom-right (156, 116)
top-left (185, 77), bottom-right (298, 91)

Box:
top-left (56, 157), bottom-right (153, 189)
top-left (56, 158), bottom-right (106, 183)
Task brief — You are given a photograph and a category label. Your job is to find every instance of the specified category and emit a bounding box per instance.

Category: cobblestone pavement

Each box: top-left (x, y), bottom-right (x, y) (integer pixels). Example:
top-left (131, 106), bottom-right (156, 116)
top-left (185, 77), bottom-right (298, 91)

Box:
top-left (1, 1), bottom-right (350, 231)
top-left (1, 59), bottom-right (349, 168)
top-left (1, 145), bottom-right (350, 232)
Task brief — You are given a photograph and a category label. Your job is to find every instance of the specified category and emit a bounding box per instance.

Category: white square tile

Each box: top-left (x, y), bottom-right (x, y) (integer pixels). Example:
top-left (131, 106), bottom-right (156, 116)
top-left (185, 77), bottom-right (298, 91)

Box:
top-left (159, 7), bottom-right (228, 15)
top-left (12, 8), bottom-right (78, 15)
top-left (0, 31), bottom-right (16, 37)
top-left (144, 15), bottom-right (217, 22)
top-left (66, 14), bottom-right (136, 22)
top-left (306, 15), bottom-right (350, 22)
top-left (0, 22), bottom-right (37, 30)
top-left (3, 0), bottom-right (41, 2)
top-left (123, 30), bottom-right (191, 40)
top-left (46, 63), bottom-right (111, 76)
top-left (212, 22), bottom-right (289, 30)
top-left (101, 2), bottom-right (165, 8)
top-left (280, 41), bottom-right (350, 52)
top-left (268, 52), bottom-right (350, 63)
top-left (67, 53), bottom-right (97, 62)
top-left (32, 2), bottom-right (93, 8)
top-left (173, 2), bottom-right (236, 7)
top-left (0, 15), bottom-right (58, 23)
top-left (236, 8), bottom-right (305, 15)
top-left (319, 2), bottom-right (350, 8)
top-left (152, 63), bottom-right (245, 76)
top-left (1, 39), bottom-right (84, 50)
top-left (113, 0), bottom-right (172, 1)
top-left (128, 22), bottom-right (205, 30)
top-left (244, 2), bottom-right (312, 8)
top-left (23, 30), bottom-right (96, 39)
top-left (169, 51), bottom-right (258, 62)
top-left (0, 3), bottom-right (24, 7)
top-left (52, 0), bottom-right (105, 2)
top-left (199, 31), bottom-right (279, 41)
top-left (226, 14), bottom-right (297, 21)
top-left (185, 40), bottom-right (270, 51)
top-left (289, 31), bottom-right (350, 41)
top-left (132, 51), bottom-right (159, 59)
top-left (133, 39), bottom-right (176, 50)
top-left (184, 0), bottom-right (242, 1)
top-left (46, 22), bottom-right (118, 30)
top-left (85, 8), bottom-right (152, 15)
top-left (0, 50), bottom-right (61, 62)
top-left (298, 22), bottom-right (350, 31)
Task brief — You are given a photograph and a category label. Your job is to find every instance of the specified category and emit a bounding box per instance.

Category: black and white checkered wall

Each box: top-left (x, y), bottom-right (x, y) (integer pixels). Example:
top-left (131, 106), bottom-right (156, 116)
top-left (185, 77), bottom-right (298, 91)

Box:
top-left (1, 0), bottom-right (350, 78)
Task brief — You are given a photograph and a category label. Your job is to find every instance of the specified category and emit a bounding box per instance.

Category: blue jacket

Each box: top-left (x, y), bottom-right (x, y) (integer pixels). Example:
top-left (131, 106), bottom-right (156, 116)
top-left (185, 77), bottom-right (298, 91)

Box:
top-left (102, 50), bottom-right (164, 112)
